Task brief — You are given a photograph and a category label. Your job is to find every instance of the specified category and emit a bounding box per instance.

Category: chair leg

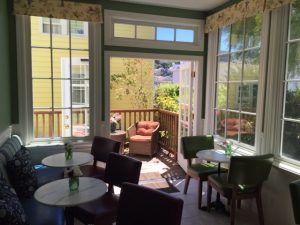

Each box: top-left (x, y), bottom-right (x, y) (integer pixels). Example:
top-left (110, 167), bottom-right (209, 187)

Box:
top-left (184, 175), bottom-right (190, 194)
top-left (198, 180), bottom-right (203, 209)
top-left (237, 200), bottom-right (241, 209)
top-left (207, 182), bottom-right (212, 212)
top-left (230, 194), bottom-right (236, 225)
top-left (256, 190), bottom-right (264, 225)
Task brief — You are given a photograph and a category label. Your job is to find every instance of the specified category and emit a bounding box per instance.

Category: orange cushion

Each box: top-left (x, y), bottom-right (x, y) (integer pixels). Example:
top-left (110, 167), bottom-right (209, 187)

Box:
top-left (130, 135), bottom-right (152, 143)
top-left (136, 121), bottom-right (159, 136)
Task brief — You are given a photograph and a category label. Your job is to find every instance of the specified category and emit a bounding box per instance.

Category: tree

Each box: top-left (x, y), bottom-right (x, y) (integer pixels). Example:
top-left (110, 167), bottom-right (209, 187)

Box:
top-left (155, 84), bottom-right (179, 112)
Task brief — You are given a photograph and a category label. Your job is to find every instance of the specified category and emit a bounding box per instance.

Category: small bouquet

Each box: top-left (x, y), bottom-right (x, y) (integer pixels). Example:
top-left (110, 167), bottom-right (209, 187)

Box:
top-left (223, 140), bottom-right (233, 156)
top-left (64, 143), bottom-right (73, 160)
top-left (68, 166), bottom-right (82, 192)
top-left (110, 113), bottom-right (122, 133)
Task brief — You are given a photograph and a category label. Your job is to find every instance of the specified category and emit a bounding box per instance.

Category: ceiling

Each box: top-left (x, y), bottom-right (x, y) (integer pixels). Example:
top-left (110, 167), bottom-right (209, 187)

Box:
top-left (114, 0), bottom-right (230, 11)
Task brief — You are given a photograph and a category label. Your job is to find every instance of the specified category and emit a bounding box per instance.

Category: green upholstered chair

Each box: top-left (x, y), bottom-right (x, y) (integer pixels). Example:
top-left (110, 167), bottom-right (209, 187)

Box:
top-left (289, 179), bottom-right (300, 225)
top-left (207, 154), bottom-right (274, 225)
top-left (182, 135), bottom-right (223, 209)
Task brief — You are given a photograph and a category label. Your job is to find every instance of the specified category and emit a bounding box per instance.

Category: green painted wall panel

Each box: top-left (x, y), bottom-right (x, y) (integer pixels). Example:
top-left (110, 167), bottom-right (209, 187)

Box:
top-left (0, 0), bottom-right (11, 132)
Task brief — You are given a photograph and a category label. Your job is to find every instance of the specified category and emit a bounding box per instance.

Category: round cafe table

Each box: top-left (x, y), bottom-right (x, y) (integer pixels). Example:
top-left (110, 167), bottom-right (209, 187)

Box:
top-left (42, 152), bottom-right (94, 168)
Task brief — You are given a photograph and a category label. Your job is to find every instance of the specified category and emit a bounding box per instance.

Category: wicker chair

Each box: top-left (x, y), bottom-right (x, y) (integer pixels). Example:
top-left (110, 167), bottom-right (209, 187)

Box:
top-left (127, 121), bottom-right (160, 156)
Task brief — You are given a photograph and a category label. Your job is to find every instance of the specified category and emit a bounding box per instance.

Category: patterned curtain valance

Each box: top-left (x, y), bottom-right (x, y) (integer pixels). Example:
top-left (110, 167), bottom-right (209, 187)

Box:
top-left (205, 0), bottom-right (293, 33)
top-left (14, 0), bottom-right (103, 23)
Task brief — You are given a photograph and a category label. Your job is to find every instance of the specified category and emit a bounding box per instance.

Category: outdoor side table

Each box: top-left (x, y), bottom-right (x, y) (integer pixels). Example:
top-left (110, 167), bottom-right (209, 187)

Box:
top-left (110, 130), bottom-right (126, 154)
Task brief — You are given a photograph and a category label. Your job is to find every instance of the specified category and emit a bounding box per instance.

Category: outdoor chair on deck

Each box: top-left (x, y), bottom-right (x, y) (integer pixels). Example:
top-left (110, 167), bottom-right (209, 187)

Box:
top-left (71, 152), bottom-right (142, 225)
top-left (80, 136), bottom-right (121, 180)
top-left (127, 121), bottom-right (160, 156)
top-left (289, 179), bottom-right (300, 225)
top-left (207, 154), bottom-right (274, 225)
top-left (182, 135), bottom-right (225, 209)
top-left (116, 182), bottom-right (183, 225)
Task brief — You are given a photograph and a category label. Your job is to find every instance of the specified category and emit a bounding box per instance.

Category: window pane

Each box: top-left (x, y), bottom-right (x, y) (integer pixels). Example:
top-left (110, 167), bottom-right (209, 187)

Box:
top-left (285, 82), bottom-right (300, 119)
top-left (229, 52), bottom-right (243, 81)
top-left (71, 21), bottom-right (89, 50)
top-left (282, 121), bottom-right (300, 161)
top-left (290, 2), bottom-right (300, 40)
top-left (216, 83), bottom-right (227, 109)
top-left (114, 23), bottom-right (135, 38)
top-left (33, 109), bottom-right (52, 138)
top-left (240, 114), bottom-right (256, 146)
top-left (57, 109), bottom-right (71, 137)
top-left (231, 20), bottom-right (244, 52)
top-left (72, 109), bottom-right (90, 137)
top-left (227, 83), bottom-right (240, 111)
top-left (53, 79), bottom-right (70, 108)
top-left (33, 79), bottom-right (52, 108)
top-left (243, 48), bottom-right (260, 81)
top-left (176, 29), bottom-right (194, 43)
top-left (156, 27), bottom-right (174, 41)
top-left (217, 55), bottom-right (229, 81)
top-left (215, 110), bottom-right (225, 137)
top-left (136, 25), bottom-right (155, 40)
top-left (53, 49), bottom-right (70, 78)
top-left (52, 19), bottom-right (69, 49)
top-left (245, 15), bottom-right (262, 49)
top-left (218, 26), bottom-right (230, 53)
top-left (287, 42), bottom-right (300, 80)
top-left (31, 17), bottom-right (50, 47)
top-left (72, 80), bottom-right (89, 107)
top-left (225, 112), bottom-right (239, 141)
top-left (241, 83), bottom-right (258, 113)
top-left (32, 48), bottom-right (51, 78)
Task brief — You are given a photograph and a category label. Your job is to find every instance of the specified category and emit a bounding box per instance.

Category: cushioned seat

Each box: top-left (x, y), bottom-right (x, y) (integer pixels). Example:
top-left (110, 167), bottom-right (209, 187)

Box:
top-left (289, 179), bottom-right (300, 225)
top-left (189, 162), bottom-right (225, 178)
top-left (129, 135), bottom-right (151, 143)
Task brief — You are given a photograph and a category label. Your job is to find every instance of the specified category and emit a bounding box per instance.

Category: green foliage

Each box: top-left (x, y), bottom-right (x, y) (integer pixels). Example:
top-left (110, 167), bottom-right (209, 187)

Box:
top-left (155, 84), bottom-right (179, 112)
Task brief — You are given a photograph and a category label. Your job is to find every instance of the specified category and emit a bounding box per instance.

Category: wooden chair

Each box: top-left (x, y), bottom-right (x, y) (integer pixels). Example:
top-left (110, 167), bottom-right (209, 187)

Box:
top-left (207, 154), bottom-right (274, 225)
top-left (116, 182), bottom-right (183, 225)
top-left (80, 136), bottom-right (121, 180)
top-left (182, 135), bottom-right (224, 209)
top-left (72, 152), bottom-right (142, 225)
top-left (289, 179), bottom-right (300, 225)
top-left (127, 121), bottom-right (160, 156)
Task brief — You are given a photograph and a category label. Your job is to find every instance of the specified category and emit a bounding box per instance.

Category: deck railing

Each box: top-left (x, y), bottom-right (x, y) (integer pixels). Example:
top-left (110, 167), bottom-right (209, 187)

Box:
top-left (34, 108), bottom-right (179, 156)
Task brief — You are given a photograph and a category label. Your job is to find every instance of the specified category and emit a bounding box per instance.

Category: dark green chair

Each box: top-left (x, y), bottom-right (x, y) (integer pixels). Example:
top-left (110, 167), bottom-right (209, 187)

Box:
top-left (182, 135), bottom-right (224, 209)
top-left (207, 154), bottom-right (274, 225)
top-left (289, 179), bottom-right (300, 225)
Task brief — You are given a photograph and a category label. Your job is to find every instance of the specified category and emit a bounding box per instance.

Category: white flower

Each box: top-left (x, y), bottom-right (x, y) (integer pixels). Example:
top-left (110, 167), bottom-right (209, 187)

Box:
top-left (72, 166), bottom-right (83, 177)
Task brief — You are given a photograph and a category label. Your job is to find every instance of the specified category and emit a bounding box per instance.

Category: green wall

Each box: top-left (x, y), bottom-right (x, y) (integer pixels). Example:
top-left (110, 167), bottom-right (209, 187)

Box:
top-left (0, 0), bottom-right (11, 133)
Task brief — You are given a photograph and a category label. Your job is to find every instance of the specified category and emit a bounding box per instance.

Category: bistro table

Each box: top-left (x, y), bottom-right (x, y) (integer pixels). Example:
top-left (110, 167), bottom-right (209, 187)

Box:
top-left (196, 149), bottom-right (233, 211)
top-left (42, 152), bottom-right (94, 168)
top-left (34, 177), bottom-right (107, 225)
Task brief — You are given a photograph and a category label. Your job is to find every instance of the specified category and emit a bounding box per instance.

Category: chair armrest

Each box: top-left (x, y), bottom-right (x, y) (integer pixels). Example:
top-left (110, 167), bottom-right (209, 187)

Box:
top-left (127, 124), bottom-right (136, 138)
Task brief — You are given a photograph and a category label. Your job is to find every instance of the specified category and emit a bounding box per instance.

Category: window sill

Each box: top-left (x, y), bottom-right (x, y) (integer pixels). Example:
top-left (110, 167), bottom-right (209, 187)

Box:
top-left (273, 159), bottom-right (300, 176)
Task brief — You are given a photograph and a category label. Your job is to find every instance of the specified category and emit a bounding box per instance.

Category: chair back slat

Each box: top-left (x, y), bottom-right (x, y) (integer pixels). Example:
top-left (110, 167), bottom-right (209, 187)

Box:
top-left (91, 136), bottom-right (121, 163)
top-left (290, 179), bottom-right (300, 224)
top-left (228, 154), bottom-right (274, 185)
top-left (181, 135), bottom-right (214, 160)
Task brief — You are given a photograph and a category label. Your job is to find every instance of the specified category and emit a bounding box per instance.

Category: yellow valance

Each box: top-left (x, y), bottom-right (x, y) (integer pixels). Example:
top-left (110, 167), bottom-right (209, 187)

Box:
top-left (205, 0), bottom-right (293, 33)
top-left (14, 0), bottom-right (103, 23)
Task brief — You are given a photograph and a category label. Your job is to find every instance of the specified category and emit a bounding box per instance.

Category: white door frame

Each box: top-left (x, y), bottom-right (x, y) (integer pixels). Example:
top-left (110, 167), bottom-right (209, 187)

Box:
top-left (104, 51), bottom-right (204, 170)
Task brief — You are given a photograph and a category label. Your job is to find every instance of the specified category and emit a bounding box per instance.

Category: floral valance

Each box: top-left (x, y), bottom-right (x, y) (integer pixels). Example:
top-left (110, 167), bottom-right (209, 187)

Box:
top-left (14, 0), bottom-right (103, 23)
top-left (205, 0), bottom-right (293, 33)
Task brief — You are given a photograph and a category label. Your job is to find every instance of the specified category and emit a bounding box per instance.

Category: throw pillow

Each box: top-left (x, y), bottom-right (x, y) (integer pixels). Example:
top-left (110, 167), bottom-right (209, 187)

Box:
top-left (7, 146), bottom-right (37, 198)
top-left (0, 177), bottom-right (29, 225)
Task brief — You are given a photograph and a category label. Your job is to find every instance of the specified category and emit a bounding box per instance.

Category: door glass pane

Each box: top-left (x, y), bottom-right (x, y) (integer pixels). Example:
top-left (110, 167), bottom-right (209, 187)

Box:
top-left (227, 83), bottom-right (240, 111)
top-left (72, 109), bottom-right (90, 137)
top-left (219, 26), bottom-right (230, 53)
top-left (285, 82), bottom-right (300, 119)
top-left (54, 79), bottom-right (70, 108)
top-left (229, 52), bottom-right (243, 81)
top-left (282, 121), bottom-right (300, 161)
top-left (176, 29), bottom-right (194, 43)
top-left (287, 42), bottom-right (300, 80)
top-left (240, 114), bottom-right (256, 146)
top-left (231, 20), bottom-right (244, 52)
top-left (225, 112), bottom-right (239, 141)
top-left (243, 48), bottom-right (260, 81)
top-left (114, 23), bottom-right (135, 38)
top-left (245, 15), bottom-right (262, 49)
top-left (57, 109), bottom-right (71, 137)
top-left (53, 49), bottom-right (70, 78)
top-left (241, 83), bottom-right (258, 113)
top-left (215, 110), bottom-right (226, 137)
top-left (290, 2), bottom-right (300, 40)
top-left (136, 25), bottom-right (155, 40)
top-left (156, 27), bottom-right (174, 41)
top-left (217, 55), bottom-right (229, 81)
top-left (216, 83), bottom-right (227, 109)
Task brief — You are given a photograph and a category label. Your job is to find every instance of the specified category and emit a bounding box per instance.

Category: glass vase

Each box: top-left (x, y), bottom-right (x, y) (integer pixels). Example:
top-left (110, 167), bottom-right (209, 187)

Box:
top-left (65, 151), bottom-right (73, 160)
top-left (69, 176), bottom-right (79, 192)
top-left (225, 144), bottom-right (232, 156)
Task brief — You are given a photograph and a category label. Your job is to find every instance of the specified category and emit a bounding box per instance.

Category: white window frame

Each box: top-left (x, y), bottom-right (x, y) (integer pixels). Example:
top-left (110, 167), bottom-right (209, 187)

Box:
top-left (16, 15), bottom-right (103, 144)
top-left (104, 10), bottom-right (204, 52)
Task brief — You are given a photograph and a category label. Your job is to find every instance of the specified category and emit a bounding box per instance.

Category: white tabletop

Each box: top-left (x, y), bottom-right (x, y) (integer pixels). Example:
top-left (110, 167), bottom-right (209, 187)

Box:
top-left (42, 152), bottom-right (94, 168)
top-left (196, 149), bottom-right (231, 164)
top-left (34, 177), bottom-right (107, 207)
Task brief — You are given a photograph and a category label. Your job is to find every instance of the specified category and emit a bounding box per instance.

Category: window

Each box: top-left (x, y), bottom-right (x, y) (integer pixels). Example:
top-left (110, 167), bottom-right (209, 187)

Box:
top-left (281, 2), bottom-right (300, 161)
top-left (31, 16), bottom-right (90, 139)
top-left (214, 15), bottom-right (262, 147)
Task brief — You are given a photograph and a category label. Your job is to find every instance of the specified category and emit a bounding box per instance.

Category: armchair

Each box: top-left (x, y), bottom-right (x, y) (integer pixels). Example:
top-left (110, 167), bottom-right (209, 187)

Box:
top-left (127, 121), bottom-right (160, 156)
